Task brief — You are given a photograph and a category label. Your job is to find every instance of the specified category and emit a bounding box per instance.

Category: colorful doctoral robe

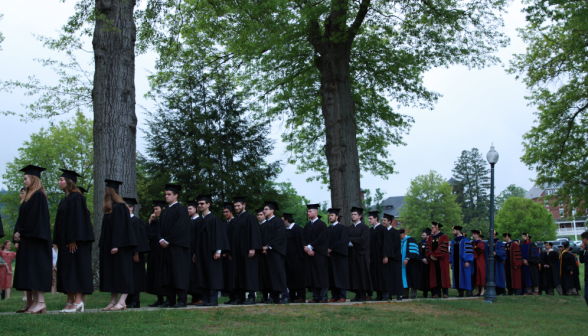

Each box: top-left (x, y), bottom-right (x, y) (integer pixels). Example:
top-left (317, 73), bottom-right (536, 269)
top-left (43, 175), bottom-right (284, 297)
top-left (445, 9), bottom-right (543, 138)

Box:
top-left (449, 236), bottom-right (474, 290)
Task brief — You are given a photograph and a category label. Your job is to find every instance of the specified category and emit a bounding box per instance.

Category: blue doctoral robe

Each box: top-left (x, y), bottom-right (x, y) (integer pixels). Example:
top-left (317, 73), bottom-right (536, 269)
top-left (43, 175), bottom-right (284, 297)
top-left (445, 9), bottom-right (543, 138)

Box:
top-left (400, 236), bottom-right (421, 288)
top-left (484, 239), bottom-right (506, 288)
top-left (450, 236), bottom-right (474, 290)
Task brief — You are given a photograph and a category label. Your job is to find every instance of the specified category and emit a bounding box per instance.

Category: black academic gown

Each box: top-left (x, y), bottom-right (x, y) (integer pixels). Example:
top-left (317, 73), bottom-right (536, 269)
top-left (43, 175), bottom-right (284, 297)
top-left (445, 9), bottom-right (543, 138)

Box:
top-left (53, 192), bottom-right (95, 294)
top-left (402, 236), bottom-right (421, 289)
top-left (545, 250), bottom-right (561, 287)
top-left (387, 227), bottom-right (404, 295)
top-left (348, 222), bottom-right (372, 292)
top-left (146, 218), bottom-right (166, 296)
top-left (560, 251), bottom-right (581, 293)
top-left (222, 219), bottom-right (236, 293)
top-left (370, 224), bottom-right (392, 292)
top-left (260, 216), bottom-right (287, 292)
top-left (328, 223), bottom-right (350, 290)
top-left (304, 218), bottom-right (329, 288)
top-left (188, 216), bottom-right (203, 295)
top-left (197, 212), bottom-right (230, 291)
top-left (99, 202), bottom-right (137, 293)
top-left (232, 211), bottom-right (263, 291)
top-left (12, 190), bottom-right (53, 292)
top-left (131, 216), bottom-right (150, 293)
top-left (285, 223), bottom-right (307, 289)
top-left (158, 203), bottom-right (191, 290)
top-left (418, 239), bottom-right (431, 291)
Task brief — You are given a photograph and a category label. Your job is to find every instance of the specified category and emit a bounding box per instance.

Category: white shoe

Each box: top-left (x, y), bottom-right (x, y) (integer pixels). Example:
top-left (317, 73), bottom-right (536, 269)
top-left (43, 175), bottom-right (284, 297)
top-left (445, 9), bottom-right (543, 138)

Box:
top-left (60, 303), bottom-right (73, 313)
top-left (75, 302), bottom-right (85, 313)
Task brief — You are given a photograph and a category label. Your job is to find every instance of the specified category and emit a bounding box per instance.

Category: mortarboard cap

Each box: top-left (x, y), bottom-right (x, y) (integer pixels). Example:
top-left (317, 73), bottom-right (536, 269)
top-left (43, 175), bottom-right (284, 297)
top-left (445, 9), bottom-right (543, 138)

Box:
top-left (327, 208), bottom-right (340, 215)
top-left (20, 165), bottom-right (46, 178)
top-left (165, 183), bottom-right (181, 194)
top-left (123, 197), bottom-right (138, 206)
top-left (78, 187), bottom-right (88, 195)
top-left (153, 200), bottom-right (166, 208)
top-left (383, 213), bottom-right (395, 222)
top-left (197, 194), bottom-right (212, 203)
top-left (398, 228), bottom-right (406, 234)
top-left (282, 212), bottom-right (294, 220)
top-left (431, 221), bottom-right (443, 228)
top-left (423, 228), bottom-right (432, 235)
top-left (368, 211), bottom-right (380, 218)
top-left (105, 179), bottom-right (123, 191)
top-left (306, 204), bottom-right (320, 210)
top-left (187, 200), bottom-right (198, 207)
top-left (452, 225), bottom-right (463, 231)
top-left (350, 206), bottom-right (364, 215)
top-left (471, 229), bottom-right (481, 235)
top-left (233, 196), bottom-right (247, 204)
top-left (60, 169), bottom-right (82, 184)
top-left (264, 201), bottom-right (279, 211)
top-left (223, 202), bottom-right (235, 211)
top-left (256, 207), bottom-right (265, 214)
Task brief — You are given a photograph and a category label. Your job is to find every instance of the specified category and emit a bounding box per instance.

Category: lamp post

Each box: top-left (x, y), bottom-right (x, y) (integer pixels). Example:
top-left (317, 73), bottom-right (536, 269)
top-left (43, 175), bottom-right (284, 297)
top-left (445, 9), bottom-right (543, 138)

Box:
top-left (485, 144), bottom-right (499, 303)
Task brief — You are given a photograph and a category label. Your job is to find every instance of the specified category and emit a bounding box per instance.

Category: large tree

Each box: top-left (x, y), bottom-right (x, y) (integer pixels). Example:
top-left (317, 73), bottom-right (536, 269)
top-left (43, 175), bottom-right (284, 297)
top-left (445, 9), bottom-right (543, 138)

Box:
top-left (452, 148), bottom-right (490, 224)
top-left (399, 170), bottom-right (463, 231)
top-left (495, 184), bottom-right (527, 211)
top-left (495, 197), bottom-right (557, 242)
top-left (137, 0), bottom-right (510, 224)
top-left (509, 0), bottom-right (588, 213)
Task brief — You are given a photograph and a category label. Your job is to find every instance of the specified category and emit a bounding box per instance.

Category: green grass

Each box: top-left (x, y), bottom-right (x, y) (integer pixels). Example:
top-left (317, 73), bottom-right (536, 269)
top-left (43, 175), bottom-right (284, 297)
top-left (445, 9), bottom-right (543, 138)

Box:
top-left (0, 291), bottom-right (585, 335)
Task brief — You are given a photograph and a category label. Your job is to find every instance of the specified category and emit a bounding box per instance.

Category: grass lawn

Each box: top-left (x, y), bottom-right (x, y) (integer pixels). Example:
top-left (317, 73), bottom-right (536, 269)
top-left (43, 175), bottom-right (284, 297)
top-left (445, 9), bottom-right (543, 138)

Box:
top-left (0, 290), bottom-right (585, 335)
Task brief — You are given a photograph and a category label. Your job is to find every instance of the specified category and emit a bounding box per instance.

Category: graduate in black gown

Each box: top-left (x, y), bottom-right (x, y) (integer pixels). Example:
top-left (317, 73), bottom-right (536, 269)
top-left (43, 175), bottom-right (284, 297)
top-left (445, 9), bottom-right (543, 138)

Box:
top-left (146, 200), bottom-right (167, 307)
top-left (123, 198), bottom-right (150, 308)
top-left (368, 211), bottom-right (392, 301)
top-left (196, 194), bottom-right (230, 306)
top-left (12, 165), bottom-right (52, 314)
top-left (303, 204), bottom-right (329, 303)
top-left (560, 241), bottom-right (581, 295)
top-left (54, 169), bottom-right (95, 313)
top-left (347, 206), bottom-right (372, 302)
top-left (542, 241), bottom-right (562, 295)
top-left (221, 202), bottom-right (238, 304)
top-left (157, 184), bottom-right (191, 308)
top-left (187, 200), bottom-right (203, 305)
top-left (231, 196), bottom-right (263, 304)
top-left (326, 208), bottom-right (349, 302)
top-left (281, 213), bottom-right (306, 303)
top-left (257, 207), bottom-right (271, 303)
top-left (418, 229), bottom-right (432, 298)
top-left (260, 201), bottom-right (288, 304)
top-left (98, 179), bottom-right (137, 311)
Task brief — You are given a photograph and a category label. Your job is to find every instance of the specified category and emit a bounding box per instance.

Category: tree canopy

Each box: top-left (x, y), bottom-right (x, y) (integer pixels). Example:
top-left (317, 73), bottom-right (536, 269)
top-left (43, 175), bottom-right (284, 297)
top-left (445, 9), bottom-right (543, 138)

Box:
top-left (452, 148), bottom-right (490, 224)
top-left (495, 196), bottom-right (557, 242)
top-left (399, 170), bottom-right (462, 231)
top-left (495, 184), bottom-right (527, 211)
top-left (509, 0), bottom-right (588, 212)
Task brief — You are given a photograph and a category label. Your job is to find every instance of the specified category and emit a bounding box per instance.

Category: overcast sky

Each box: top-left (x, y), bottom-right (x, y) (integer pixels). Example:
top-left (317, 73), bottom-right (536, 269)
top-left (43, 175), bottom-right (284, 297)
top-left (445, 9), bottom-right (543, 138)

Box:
top-left (0, 0), bottom-right (538, 205)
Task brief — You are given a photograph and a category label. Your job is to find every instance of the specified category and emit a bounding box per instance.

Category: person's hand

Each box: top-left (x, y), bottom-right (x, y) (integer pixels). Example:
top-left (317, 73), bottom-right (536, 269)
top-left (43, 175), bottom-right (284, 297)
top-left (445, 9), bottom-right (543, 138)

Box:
top-left (465, 262), bottom-right (470, 268)
top-left (493, 252), bottom-right (496, 256)
top-left (160, 241), bottom-right (169, 248)
top-left (192, 255), bottom-right (196, 263)
top-left (308, 250), bottom-right (315, 257)
top-left (68, 242), bottom-right (78, 253)
top-left (133, 253), bottom-right (139, 263)
top-left (570, 271), bottom-right (573, 275)
top-left (14, 243), bottom-right (19, 251)
top-left (304, 246), bottom-right (310, 253)
top-left (13, 232), bottom-right (20, 242)
top-left (328, 249), bottom-right (332, 254)
top-left (263, 246), bottom-right (268, 252)
top-left (422, 258), bottom-right (428, 264)
top-left (111, 248), bottom-right (118, 254)
top-left (53, 265), bottom-right (57, 271)
top-left (222, 253), bottom-right (227, 257)
top-left (580, 243), bottom-right (585, 250)
top-left (430, 256), bottom-right (437, 261)
top-left (545, 265), bottom-right (550, 268)
top-left (214, 252), bottom-right (221, 260)
top-left (383, 257), bottom-right (388, 265)
top-left (248, 250), bottom-right (255, 258)
top-left (149, 213), bottom-right (155, 224)
top-left (403, 259), bottom-right (408, 266)
top-left (523, 260), bottom-right (529, 266)
top-left (228, 254), bottom-right (232, 260)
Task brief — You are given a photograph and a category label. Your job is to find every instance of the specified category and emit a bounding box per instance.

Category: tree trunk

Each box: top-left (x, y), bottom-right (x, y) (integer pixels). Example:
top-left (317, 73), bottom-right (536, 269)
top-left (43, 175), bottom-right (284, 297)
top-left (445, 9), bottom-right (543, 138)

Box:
top-left (91, 0), bottom-right (138, 285)
top-left (316, 42), bottom-right (362, 226)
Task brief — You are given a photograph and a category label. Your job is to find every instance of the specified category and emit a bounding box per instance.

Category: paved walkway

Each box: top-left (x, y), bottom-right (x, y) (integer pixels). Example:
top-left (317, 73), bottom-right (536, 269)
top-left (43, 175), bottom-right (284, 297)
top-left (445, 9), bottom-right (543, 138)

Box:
top-left (1, 296), bottom-right (483, 315)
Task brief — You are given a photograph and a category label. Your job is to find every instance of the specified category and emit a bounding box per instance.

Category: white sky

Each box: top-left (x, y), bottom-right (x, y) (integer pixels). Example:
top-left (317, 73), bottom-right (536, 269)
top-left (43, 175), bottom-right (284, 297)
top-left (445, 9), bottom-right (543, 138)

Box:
top-left (0, 0), bottom-right (537, 205)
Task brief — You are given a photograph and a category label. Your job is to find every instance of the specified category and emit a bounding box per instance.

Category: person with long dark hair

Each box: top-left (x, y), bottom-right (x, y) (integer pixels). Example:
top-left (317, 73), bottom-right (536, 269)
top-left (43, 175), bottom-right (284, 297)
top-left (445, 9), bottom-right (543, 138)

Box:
top-left (12, 165), bottom-right (52, 314)
top-left (98, 179), bottom-right (137, 311)
top-left (53, 169), bottom-right (95, 313)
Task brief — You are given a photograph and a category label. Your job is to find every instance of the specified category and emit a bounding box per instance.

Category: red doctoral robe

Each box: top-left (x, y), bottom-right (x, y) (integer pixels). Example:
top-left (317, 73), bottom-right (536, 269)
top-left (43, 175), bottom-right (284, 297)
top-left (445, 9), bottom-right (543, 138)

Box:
top-left (426, 233), bottom-right (450, 288)
top-left (472, 240), bottom-right (486, 286)
top-left (509, 242), bottom-right (523, 289)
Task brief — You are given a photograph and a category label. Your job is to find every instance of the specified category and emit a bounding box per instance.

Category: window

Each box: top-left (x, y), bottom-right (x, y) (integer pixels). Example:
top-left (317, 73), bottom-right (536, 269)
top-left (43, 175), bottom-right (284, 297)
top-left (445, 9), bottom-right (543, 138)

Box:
top-left (559, 201), bottom-right (563, 207)
top-left (572, 209), bottom-right (577, 216)
top-left (545, 200), bottom-right (549, 207)
top-left (546, 190), bottom-right (554, 195)
top-left (559, 208), bottom-right (564, 217)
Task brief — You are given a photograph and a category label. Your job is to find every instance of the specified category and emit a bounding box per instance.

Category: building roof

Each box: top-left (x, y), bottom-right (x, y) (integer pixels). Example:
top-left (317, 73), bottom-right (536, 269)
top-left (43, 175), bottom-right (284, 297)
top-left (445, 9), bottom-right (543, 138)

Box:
top-left (371, 196), bottom-right (405, 217)
top-left (447, 177), bottom-right (459, 186)
top-left (525, 182), bottom-right (565, 199)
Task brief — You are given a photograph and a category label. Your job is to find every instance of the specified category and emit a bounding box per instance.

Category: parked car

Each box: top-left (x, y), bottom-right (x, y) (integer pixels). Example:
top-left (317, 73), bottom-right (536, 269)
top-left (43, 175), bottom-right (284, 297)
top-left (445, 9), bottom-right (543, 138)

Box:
top-left (556, 237), bottom-right (570, 242)
top-left (573, 240), bottom-right (582, 246)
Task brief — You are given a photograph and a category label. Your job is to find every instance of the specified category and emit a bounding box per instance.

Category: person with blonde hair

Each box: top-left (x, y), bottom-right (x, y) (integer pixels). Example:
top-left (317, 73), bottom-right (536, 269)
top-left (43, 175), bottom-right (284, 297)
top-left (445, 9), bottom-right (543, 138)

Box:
top-left (12, 165), bottom-right (52, 314)
top-left (98, 179), bottom-right (137, 311)
top-left (0, 240), bottom-right (16, 299)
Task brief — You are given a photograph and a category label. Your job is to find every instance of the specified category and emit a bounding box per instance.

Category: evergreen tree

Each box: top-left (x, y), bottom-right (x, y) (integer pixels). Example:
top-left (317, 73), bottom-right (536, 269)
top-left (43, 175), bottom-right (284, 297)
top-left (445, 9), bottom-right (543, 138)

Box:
top-left (452, 148), bottom-right (491, 224)
top-left (142, 52), bottom-right (281, 213)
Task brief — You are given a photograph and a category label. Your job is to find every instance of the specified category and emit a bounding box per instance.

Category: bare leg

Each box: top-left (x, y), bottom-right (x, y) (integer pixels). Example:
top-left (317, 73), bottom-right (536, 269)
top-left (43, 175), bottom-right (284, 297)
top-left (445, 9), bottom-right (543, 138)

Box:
top-left (118, 293), bottom-right (128, 305)
top-left (74, 292), bottom-right (83, 305)
top-left (22, 290), bottom-right (33, 310)
top-left (5, 288), bottom-right (10, 300)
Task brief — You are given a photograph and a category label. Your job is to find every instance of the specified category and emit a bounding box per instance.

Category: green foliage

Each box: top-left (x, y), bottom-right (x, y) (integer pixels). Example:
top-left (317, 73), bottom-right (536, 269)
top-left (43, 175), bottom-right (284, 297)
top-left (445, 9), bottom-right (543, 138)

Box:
top-left (399, 170), bottom-right (463, 231)
top-left (134, 0), bottom-right (510, 183)
top-left (495, 184), bottom-right (527, 211)
top-left (363, 188), bottom-right (384, 223)
top-left (495, 197), bottom-right (557, 242)
top-left (0, 112), bottom-right (94, 227)
top-left (0, 34), bottom-right (93, 120)
top-left (452, 148), bottom-right (490, 224)
top-left (509, 0), bottom-right (588, 211)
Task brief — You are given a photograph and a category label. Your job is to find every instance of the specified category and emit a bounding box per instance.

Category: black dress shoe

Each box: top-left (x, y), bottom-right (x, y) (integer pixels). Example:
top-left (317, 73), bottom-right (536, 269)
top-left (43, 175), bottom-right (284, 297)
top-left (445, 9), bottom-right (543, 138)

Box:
top-left (172, 302), bottom-right (187, 308)
top-left (158, 302), bottom-right (172, 308)
top-left (148, 301), bottom-right (164, 307)
top-left (224, 300), bottom-right (235, 305)
top-left (258, 298), bottom-right (267, 304)
top-left (265, 298), bottom-right (279, 304)
top-left (279, 298), bottom-right (291, 304)
top-left (196, 301), bottom-right (209, 307)
top-left (231, 299), bottom-right (244, 305)
top-left (396, 296), bottom-right (403, 301)
top-left (374, 296), bottom-right (383, 301)
top-left (204, 302), bottom-right (218, 306)
top-left (242, 298), bottom-right (256, 305)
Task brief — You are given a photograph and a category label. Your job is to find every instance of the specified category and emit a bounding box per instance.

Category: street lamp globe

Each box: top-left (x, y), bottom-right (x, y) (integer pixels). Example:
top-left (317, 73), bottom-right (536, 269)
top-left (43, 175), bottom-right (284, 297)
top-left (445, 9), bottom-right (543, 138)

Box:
top-left (487, 143), bottom-right (499, 165)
